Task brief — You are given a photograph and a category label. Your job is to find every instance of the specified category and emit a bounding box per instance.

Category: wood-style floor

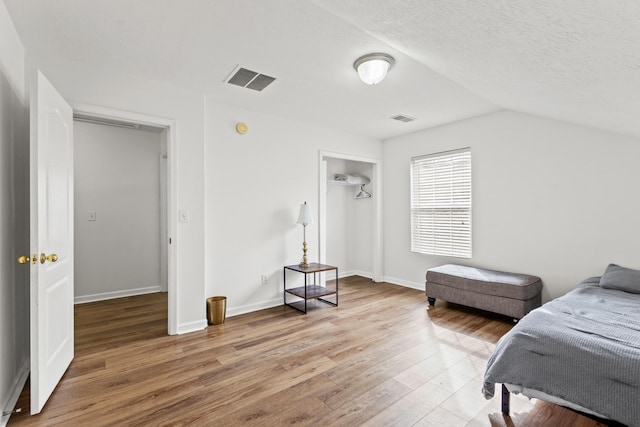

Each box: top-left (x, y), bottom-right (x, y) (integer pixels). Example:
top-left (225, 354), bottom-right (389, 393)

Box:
top-left (10, 276), bottom-right (608, 426)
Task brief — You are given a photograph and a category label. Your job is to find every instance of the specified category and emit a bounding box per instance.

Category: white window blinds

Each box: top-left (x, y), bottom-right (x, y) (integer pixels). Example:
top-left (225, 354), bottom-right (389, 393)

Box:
top-left (410, 148), bottom-right (471, 258)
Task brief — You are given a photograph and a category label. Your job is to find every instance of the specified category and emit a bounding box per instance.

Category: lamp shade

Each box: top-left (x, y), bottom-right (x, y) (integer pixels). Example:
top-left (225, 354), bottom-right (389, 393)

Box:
top-left (296, 202), bottom-right (314, 226)
top-left (354, 53), bottom-right (395, 85)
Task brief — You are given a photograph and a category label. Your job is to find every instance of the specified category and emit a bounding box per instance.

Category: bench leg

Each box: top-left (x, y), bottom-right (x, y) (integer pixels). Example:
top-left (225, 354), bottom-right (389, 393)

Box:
top-left (501, 384), bottom-right (510, 416)
top-left (427, 297), bottom-right (436, 306)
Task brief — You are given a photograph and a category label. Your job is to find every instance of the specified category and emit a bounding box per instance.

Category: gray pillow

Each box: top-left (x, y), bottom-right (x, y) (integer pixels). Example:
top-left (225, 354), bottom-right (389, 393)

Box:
top-left (600, 263), bottom-right (640, 294)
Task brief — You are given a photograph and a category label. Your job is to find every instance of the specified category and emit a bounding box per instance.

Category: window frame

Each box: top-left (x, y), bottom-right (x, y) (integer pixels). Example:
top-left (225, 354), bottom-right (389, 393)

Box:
top-left (410, 147), bottom-right (472, 258)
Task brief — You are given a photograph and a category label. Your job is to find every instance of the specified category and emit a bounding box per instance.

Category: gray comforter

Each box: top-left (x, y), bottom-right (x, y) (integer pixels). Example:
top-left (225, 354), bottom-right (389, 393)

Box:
top-left (483, 277), bottom-right (640, 427)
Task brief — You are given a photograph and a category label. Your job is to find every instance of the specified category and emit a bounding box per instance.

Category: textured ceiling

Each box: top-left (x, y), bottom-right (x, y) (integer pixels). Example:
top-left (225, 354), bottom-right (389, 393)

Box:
top-left (313, 0), bottom-right (640, 138)
top-left (4, 0), bottom-right (640, 139)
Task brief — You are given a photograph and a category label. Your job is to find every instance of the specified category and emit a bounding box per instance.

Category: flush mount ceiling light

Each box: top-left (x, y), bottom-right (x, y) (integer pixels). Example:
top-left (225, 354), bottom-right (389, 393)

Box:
top-left (353, 53), bottom-right (395, 85)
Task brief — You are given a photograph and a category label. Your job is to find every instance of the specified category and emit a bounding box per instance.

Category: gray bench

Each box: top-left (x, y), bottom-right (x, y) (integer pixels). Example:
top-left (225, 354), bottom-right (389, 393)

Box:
top-left (425, 264), bottom-right (542, 319)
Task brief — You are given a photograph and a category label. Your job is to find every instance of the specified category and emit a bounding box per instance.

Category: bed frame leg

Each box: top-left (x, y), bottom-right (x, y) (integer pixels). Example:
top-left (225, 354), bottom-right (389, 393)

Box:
top-left (501, 384), bottom-right (510, 416)
top-left (427, 297), bottom-right (436, 306)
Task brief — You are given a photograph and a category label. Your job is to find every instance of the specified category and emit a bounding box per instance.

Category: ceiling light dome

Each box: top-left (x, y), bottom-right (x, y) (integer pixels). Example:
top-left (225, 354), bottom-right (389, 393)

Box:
top-left (353, 53), bottom-right (395, 85)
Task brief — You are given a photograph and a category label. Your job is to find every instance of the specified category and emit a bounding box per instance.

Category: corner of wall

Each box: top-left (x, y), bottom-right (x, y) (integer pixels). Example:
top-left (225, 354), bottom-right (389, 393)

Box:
top-left (0, 3), bottom-right (29, 423)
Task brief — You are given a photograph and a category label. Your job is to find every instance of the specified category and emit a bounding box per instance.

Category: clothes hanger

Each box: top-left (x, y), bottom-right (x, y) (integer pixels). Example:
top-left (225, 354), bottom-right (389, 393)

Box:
top-left (354, 184), bottom-right (372, 199)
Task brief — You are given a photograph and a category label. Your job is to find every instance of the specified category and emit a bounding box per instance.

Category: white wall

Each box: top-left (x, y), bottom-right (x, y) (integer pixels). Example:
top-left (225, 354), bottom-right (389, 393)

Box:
top-left (383, 110), bottom-right (640, 301)
top-left (205, 102), bottom-right (382, 316)
top-left (74, 121), bottom-right (162, 303)
top-left (29, 54), bottom-right (206, 333)
top-left (0, 2), bottom-right (29, 424)
top-left (326, 158), bottom-right (374, 277)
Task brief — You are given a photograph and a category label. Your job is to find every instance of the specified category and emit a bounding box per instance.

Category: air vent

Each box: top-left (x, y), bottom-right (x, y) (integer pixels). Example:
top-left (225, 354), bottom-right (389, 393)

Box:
top-left (225, 66), bottom-right (276, 92)
top-left (390, 114), bottom-right (416, 123)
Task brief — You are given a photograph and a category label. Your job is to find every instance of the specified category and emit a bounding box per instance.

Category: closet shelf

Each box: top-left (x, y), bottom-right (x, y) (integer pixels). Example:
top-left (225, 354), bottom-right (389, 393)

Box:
top-left (327, 180), bottom-right (364, 186)
top-left (329, 174), bottom-right (370, 186)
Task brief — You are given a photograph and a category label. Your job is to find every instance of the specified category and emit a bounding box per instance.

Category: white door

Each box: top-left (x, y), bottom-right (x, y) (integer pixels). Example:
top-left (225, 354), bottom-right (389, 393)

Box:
top-left (29, 70), bottom-right (74, 414)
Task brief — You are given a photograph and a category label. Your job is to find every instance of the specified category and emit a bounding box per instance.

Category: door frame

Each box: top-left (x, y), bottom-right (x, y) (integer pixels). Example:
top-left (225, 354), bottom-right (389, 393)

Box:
top-left (318, 151), bottom-right (383, 282)
top-left (71, 103), bottom-right (178, 335)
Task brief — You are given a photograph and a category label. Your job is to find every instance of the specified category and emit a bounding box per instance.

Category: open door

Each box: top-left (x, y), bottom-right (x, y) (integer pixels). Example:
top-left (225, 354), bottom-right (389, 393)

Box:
top-left (29, 70), bottom-right (74, 414)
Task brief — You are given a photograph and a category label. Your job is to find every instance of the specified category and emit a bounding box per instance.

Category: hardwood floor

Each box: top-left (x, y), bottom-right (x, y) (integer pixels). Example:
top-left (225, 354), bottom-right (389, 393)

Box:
top-left (9, 277), bottom-right (609, 426)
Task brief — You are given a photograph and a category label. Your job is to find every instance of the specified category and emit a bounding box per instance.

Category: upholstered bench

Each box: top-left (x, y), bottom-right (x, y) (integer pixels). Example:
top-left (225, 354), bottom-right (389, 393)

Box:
top-left (425, 264), bottom-right (542, 319)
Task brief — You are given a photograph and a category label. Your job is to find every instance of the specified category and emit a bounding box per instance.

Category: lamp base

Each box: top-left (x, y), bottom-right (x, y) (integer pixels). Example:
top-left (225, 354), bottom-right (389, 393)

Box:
top-left (300, 239), bottom-right (309, 268)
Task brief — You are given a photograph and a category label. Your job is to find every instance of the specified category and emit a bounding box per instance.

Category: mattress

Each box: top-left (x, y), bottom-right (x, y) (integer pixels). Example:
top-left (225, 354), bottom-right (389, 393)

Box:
top-left (483, 277), bottom-right (640, 427)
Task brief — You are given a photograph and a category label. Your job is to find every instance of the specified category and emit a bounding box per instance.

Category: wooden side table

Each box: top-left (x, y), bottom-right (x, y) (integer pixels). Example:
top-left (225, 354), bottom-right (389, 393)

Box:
top-left (283, 263), bottom-right (338, 314)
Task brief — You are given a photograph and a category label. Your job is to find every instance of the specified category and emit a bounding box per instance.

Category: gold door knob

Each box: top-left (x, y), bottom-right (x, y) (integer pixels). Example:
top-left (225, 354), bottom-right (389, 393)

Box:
top-left (17, 255), bottom-right (31, 264)
top-left (40, 253), bottom-right (59, 264)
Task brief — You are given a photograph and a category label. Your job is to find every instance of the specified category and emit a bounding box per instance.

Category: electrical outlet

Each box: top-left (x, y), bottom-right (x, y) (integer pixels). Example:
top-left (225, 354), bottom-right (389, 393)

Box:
top-left (261, 274), bottom-right (268, 285)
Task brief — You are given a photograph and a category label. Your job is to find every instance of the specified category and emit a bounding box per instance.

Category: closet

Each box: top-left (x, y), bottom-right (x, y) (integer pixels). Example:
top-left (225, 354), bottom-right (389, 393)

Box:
top-left (325, 158), bottom-right (374, 278)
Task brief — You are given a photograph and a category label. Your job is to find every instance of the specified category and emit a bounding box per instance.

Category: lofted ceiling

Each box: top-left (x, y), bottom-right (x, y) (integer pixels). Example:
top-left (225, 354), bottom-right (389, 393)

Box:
top-left (4, 0), bottom-right (640, 140)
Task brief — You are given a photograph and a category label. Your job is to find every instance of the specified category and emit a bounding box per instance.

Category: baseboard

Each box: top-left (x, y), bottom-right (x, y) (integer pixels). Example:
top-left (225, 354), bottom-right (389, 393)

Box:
top-left (382, 275), bottom-right (424, 291)
top-left (176, 319), bottom-right (208, 334)
top-left (1, 357), bottom-right (29, 427)
top-left (338, 270), bottom-right (373, 280)
top-left (226, 298), bottom-right (283, 318)
top-left (215, 274), bottom-right (419, 321)
top-left (74, 286), bottom-right (163, 304)
top-left (225, 271), bottom-right (376, 318)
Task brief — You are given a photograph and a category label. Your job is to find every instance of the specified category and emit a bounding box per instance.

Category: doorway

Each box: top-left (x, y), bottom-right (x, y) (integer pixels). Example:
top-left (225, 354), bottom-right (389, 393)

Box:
top-left (71, 105), bottom-right (177, 335)
top-left (318, 151), bottom-right (382, 282)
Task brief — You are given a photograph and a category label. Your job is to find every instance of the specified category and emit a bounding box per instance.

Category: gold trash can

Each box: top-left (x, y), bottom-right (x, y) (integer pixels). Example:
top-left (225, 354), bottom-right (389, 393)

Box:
top-left (206, 296), bottom-right (227, 325)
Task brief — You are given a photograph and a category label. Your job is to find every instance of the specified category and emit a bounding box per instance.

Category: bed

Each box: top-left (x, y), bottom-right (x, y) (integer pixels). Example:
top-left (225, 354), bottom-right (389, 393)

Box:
top-left (482, 264), bottom-right (640, 427)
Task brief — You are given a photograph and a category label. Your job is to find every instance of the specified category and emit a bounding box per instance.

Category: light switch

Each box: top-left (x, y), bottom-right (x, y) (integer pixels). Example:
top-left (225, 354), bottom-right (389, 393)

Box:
top-left (178, 209), bottom-right (190, 223)
top-left (88, 211), bottom-right (96, 221)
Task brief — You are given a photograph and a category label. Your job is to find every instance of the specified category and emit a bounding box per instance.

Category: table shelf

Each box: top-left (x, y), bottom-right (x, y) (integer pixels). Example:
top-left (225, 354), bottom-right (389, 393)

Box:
top-left (285, 285), bottom-right (336, 299)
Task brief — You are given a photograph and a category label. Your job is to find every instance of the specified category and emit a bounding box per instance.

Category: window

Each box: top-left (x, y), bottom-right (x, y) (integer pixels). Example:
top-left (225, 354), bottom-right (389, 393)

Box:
top-left (410, 148), bottom-right (471, 258)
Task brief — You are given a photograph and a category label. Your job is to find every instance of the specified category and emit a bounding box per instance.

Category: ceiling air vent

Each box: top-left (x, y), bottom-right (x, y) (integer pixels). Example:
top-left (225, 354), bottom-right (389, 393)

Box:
top-left (390, 114), bottom-right (416, 123)
top-left (225, 66), bottom-right (276, 92)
